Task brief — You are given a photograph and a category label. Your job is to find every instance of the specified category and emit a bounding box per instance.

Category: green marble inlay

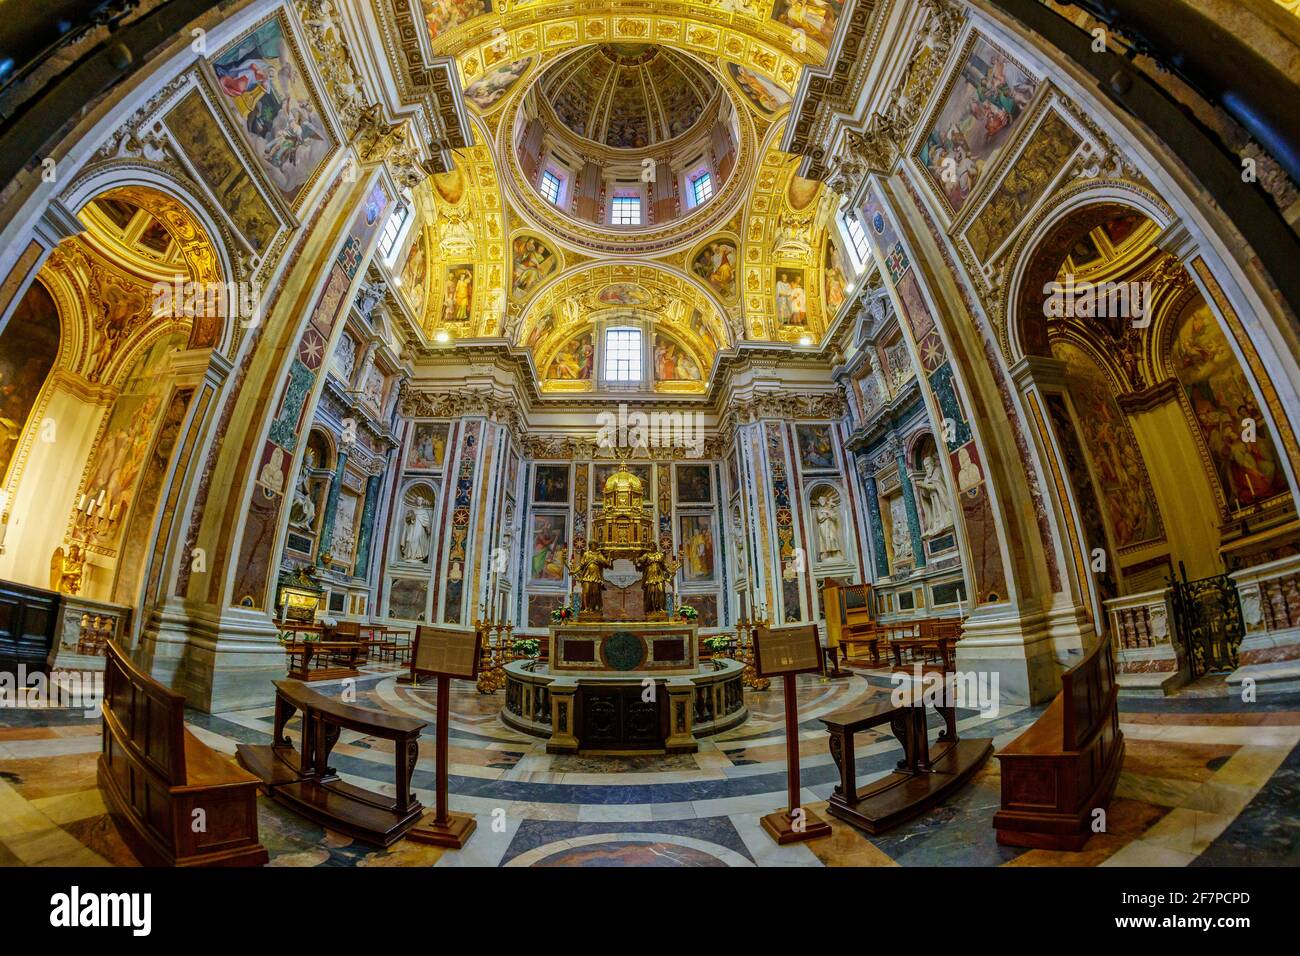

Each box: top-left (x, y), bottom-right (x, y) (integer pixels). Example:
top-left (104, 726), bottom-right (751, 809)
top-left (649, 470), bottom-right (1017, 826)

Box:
top-left (603, 631), bottom-right (646, 671)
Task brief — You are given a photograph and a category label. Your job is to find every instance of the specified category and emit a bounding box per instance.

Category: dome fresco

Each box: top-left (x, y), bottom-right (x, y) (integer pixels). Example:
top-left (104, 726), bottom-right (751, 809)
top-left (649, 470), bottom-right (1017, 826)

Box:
top-left (540, 44), bottom-right (721, 149)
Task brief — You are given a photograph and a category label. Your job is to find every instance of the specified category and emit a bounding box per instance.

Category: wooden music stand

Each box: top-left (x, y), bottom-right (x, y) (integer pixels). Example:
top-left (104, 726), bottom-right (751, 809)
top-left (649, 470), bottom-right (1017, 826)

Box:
top-left (753, 624), bottom-right (833, 844)
top-left (406, 625), bottom-right (483, 849)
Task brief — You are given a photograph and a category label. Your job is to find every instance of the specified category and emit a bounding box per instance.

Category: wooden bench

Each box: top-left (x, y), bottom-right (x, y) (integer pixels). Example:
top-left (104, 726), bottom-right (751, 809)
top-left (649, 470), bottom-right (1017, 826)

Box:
top-left (821, 684), bottom-right (992, 834)
top-left (385, 627), bottom-right (413, 664)
top-left (98, 641), bottom-right (268, 866)
top-left (890, 634), bottom-right (958, 671)
top-left (326, 620), bottom-right (366, 666)
top-left (993, 637), bottom-right (1125, 850)
top-left (284, 640), bottom-right (363, 681)
top-left (237, 679), bottom-right (427, 846)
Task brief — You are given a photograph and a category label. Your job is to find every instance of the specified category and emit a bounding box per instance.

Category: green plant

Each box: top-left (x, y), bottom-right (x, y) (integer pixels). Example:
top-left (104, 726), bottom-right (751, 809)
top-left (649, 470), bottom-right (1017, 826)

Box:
top-left (678, 604), bottom-right (699, 622)
top-left (551, 606), bottom-right (575, 624)
top-left (704, 635), bottom-right (730, 654)
top-left (513, 638), bottom-right (540, 659)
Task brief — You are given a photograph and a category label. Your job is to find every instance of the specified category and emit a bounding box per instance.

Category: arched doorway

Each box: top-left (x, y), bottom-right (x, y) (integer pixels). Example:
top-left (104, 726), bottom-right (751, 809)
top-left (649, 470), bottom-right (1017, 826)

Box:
top-left (1012, 200), bottom-right (1300, 679)
top-left (0, 185), bottom-right (225, 612)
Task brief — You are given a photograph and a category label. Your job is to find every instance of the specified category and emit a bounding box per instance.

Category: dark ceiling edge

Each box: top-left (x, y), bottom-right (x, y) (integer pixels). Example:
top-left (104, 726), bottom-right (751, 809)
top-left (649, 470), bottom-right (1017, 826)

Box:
top-left (983, 0), bottom-right (1300, 327)
top-left (0, 0), bottom-right (228, 189)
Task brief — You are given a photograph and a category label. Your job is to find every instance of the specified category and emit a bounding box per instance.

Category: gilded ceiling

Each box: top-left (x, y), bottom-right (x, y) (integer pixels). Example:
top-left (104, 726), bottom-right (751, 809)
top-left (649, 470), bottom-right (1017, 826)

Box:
top-left (539, 44), bottom-right (721, 148)
top-left (389, 1), bottom-right (855, 381)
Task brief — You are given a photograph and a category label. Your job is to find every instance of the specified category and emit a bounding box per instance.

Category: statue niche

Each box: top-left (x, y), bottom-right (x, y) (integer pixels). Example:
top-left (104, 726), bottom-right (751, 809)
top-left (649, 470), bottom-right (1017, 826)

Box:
top-left (913, 442), bottom-right (954, 537)
top-left (812, 487), bottom-right (845, 564)
top-left (397, 485), bottom-right (435, 564)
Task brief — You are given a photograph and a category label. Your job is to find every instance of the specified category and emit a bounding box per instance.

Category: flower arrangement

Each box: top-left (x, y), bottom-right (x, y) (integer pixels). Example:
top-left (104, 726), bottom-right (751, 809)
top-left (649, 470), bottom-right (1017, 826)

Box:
top-left (551, 606), bottom-right (575, 624)
top-left (703, 635), bottom-right (731, 655)
top-left (513, 638), bottom-right (541, 659)
top-left (678, 604), bottom-right (699, 622)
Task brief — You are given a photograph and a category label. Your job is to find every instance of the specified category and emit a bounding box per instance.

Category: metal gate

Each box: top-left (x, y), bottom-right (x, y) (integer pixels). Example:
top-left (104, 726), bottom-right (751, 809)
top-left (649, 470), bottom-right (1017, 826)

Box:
top-left (1168, 563), bottom-right (1244, 678)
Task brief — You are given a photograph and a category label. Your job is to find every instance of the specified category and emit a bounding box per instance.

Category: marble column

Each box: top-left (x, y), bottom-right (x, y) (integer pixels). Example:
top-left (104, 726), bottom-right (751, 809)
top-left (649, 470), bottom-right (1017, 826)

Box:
top-left (317, 446), bottom-right (350, 563)
top-left (897, 449), bottom-right (927, 568)
top-left (352, 469), bottom-right (384, 580)
top-left (857, 456), bottom-right (890, 579)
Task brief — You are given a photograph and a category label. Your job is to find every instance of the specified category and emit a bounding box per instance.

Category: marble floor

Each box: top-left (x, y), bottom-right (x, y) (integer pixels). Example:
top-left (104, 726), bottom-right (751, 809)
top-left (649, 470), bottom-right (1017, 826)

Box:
top-left (1, 662), bottom-right (1297, 867)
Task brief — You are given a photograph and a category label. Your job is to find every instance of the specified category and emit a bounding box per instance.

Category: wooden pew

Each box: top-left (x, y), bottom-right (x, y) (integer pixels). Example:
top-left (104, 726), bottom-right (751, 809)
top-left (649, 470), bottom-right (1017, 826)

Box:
top-left (98, 641), bottom-right (268, 866)
top-left (386, 627), bottom-right (414, 664)
top-left (0, 579), bottom-right (60, 674)
top-left (890, 629), bottom-right (959, 671)
top-left (237, 679), bottom-right (427, 846)
top-left (993, 637), bottom-right (1125, 850)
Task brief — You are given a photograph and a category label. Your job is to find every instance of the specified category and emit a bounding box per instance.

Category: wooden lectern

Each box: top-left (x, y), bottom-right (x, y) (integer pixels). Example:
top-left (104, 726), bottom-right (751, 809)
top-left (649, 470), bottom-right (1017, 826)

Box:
top-left (753, 624), bottom-right (832, 844)
top-left (406, 626), bottom-right (483, 849)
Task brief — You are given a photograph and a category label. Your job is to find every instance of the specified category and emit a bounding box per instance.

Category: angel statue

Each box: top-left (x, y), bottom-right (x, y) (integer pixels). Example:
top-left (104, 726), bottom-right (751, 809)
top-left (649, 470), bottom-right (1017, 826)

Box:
top-left (568, 548), bottom-right (611, 616)
top-left (636, 550), bottom-right (670, 616)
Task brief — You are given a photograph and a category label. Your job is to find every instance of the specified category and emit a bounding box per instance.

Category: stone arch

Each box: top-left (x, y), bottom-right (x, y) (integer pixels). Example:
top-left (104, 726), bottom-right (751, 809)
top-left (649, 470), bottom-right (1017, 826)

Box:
top-left (515, 259), bottom-right (735, 354)
top-left (58, 166), bottom-right (244, 358)
top-left (0, 278), bottom-right (63, 498)
top-left (1003, 183), bottom-right (1172, 363)
top-left (305, 426), bottom-right (337, 474)
top-left (442, 6), bottom-right (817, 99)
top-left (907, 430), bottom-right (939, 471)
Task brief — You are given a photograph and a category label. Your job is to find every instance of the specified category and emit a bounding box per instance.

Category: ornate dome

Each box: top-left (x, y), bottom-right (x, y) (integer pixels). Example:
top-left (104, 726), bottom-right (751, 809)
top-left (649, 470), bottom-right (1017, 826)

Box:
top-left (604, 465), bottom-right (645, 497)
top-left (539, 44), bottom-right (721, 149)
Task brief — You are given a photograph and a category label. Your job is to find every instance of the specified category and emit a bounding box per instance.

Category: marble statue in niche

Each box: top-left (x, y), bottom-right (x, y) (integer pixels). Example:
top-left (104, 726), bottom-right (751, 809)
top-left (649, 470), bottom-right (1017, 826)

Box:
top-left (333, 331), bottom-right (357, 383)
top-left (362, 365), bottom-right (385, 409)
top-left (400, 493), bottom-right (433, 562)
top-left (288, 450), bottom-right (317, 529)
top-left (814, 490), bottom-right (843, 562)
top-left (259, 446), bottom-right (287, 496)
top-left (730, 505), bottom-right (747, 567)
top-left (915, 454), bottom-right (954, 535)
top-left (888, 495), bottom-right (912, 570)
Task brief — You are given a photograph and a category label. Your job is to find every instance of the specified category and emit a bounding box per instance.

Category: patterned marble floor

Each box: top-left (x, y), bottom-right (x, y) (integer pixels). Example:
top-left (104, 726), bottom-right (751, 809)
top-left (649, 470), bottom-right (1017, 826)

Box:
top-left (1, 663), bottom-right (1297, 867)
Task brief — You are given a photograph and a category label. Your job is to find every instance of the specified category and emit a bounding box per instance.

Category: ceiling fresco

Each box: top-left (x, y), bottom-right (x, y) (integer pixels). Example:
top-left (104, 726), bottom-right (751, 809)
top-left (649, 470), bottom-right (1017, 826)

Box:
top-left (383, 2), bottom-right (854, 378)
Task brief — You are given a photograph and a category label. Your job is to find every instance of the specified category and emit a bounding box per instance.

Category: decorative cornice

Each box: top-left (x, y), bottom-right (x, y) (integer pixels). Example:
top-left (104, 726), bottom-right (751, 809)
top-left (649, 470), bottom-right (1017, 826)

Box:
top-left (1115, 376), bottom-right (1182, 415)
top-left (782, 0), bottom-right (887, 170)
top-left (721, 388), bottom-right (848, 428)
top-left (320, 374), bottom-right (401, 451)
top-left (786, 0), bottom-right (965, 190)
